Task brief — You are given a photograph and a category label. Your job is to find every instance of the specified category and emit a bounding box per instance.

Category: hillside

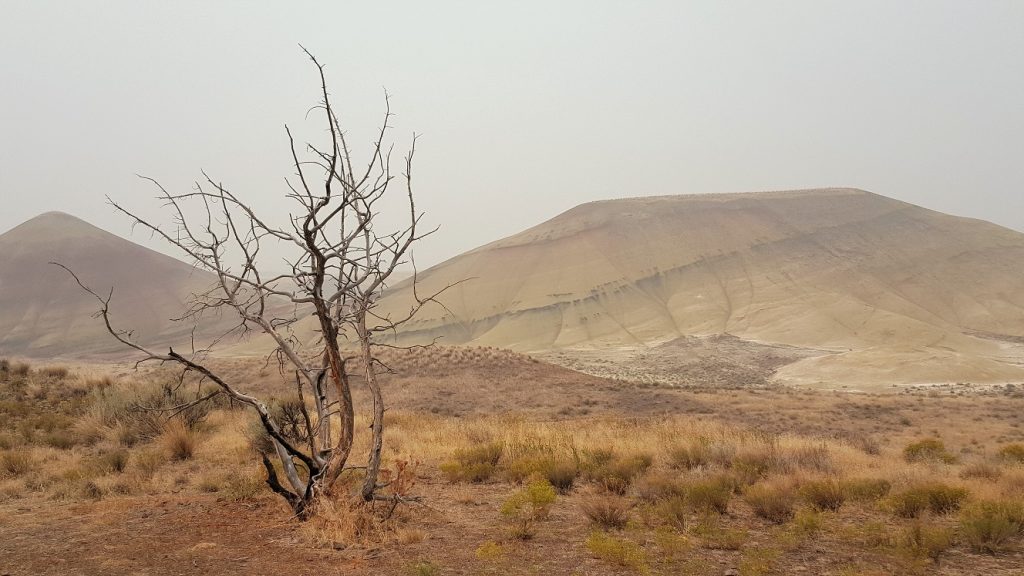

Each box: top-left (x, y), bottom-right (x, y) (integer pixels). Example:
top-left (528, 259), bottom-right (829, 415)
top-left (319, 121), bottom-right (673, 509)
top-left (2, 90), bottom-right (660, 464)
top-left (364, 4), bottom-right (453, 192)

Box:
top-left (376, 188), bottom-right (1024, 387)
top-left (0, 212), bottom-right (219, 357)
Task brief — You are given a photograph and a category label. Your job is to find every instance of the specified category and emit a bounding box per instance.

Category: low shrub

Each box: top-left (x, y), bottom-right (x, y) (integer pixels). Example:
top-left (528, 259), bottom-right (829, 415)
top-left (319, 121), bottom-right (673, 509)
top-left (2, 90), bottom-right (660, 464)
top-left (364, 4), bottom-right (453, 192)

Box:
top-left (440, 441), bottom-right (503, 483)
top-left (41, 430), bottom-right (77, 450)
top-left (580, 493), bottom-right (632, 529)
top-left (405, 561), bottom-right (440, 576)
top-left (93, 448), bottom-right (130, 474)
top-left (500, 474), bottom-right (557, 539)
top-left (39, 366), bottom-right (69, 380)
top-left (903, 438), bottom-right (956, 464)
top-left (739, 547), bottom-right (781, 576)
top-left (161, 419), bottom-right (199, 460)
top-left (474, 540), bottom-right (505, 562)
top-left (842, 478), bottom-right (892, 503)
top-left (132, 448), bottom-right (167, 479)
top-left (958, 500), bottom-right (1024, 553)
top-left (997, 443), bottom-right (1024, 464)
top-left (503, 454), bottom-right (578, 493)
top-left (888, 483), bottom-right (968, 518)
top-left (744, 481), bottom-right (796, 523)
top-left (684, 474), bottom-right (734, 515)
top-left (959, 461), bottom-right (1003, 481)
top-left (692, 515), bottom-right (747, 550)
top-left (652, 495), bottom-right (688, 530)
top-left (585, 452), bottom-right (653, 495)
top-left (787, 444), bottom-right (835, 474)
top-left (801, 478), bottom-right (846, 511)
top-left (222, 470), bottom-right (265, 501)
top-left (80, 480), bottom-right (104, 500)
top-left (585, 531), bottom-right (647, 573)
top-left (669, 441), bottom-right (709, 470)
top-left (899, 522), bottom-right (953, 563)
top-left (634, 471), bottom-right (686, 503)
top-left (793, 508), bottom-right (822, 536)
top-left (0, 450), bottom-right (34, 478)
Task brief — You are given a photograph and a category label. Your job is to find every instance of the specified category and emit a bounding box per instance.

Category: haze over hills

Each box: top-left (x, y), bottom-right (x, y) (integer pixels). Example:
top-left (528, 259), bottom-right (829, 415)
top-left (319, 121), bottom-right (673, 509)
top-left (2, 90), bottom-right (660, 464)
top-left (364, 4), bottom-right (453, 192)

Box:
top-left (6, 190), bottom-right (1024, 388)
top-left (376, 188), bottom-right (1024, 387)
top-left (0, 212), bottom-right (220, 357)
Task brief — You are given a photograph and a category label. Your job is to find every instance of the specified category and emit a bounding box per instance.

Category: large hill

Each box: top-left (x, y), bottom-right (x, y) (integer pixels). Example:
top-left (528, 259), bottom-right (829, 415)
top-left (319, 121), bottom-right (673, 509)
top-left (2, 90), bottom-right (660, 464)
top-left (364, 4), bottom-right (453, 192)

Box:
top-left (376, 188), bottom-right (1024, 387)
top-left (0, 212), bottom-right (219, 357)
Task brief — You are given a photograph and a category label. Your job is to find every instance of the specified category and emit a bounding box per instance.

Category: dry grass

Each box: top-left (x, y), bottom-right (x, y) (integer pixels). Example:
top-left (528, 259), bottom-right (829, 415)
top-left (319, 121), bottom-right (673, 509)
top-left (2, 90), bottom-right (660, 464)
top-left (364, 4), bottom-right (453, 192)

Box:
top-left (3, 356), bottom-right (1024, 575)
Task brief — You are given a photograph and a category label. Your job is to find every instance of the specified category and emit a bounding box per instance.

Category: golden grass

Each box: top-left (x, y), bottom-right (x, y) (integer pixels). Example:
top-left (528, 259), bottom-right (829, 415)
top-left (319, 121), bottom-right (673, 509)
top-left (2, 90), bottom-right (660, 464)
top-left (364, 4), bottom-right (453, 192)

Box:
top-left (4, 357), bottom-right (1024, 574)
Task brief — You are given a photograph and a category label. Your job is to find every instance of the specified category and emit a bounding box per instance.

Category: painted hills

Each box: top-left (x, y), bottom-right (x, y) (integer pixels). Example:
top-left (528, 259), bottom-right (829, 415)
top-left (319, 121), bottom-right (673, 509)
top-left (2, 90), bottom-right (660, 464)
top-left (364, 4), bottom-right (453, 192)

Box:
top-left (5, 189), bottom-right (1024, 387)
top-left (375, 188), bottom-right (1024, 387)
top-left (0, 211), bottom-right (218, 357)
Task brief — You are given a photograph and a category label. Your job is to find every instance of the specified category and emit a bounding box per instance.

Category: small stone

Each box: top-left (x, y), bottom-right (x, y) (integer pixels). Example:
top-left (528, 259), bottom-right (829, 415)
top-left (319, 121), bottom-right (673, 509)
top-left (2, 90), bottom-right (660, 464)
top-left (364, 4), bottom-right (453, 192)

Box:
top-left (724, 570), bottom-right (739, 576)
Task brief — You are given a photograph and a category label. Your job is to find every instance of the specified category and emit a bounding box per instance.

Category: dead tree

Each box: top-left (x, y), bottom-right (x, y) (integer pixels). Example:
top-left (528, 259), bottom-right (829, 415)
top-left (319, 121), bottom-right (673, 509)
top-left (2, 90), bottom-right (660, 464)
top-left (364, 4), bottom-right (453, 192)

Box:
top-left (57, 49), bottom-right (449, 519)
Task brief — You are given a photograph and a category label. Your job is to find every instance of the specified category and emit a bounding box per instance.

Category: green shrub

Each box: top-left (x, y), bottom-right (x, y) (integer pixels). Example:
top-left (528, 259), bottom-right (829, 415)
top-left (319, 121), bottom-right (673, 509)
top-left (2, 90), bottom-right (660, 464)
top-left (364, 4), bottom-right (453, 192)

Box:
top-left (842, 478), bottom-right (892, 503)
top-left (959, 500), bottom-right (1024, 553)
top-left (585, 531), bottom-right (647, 573)
top-left (503, 454), bottom-right (578, 493)
top-left (899, 522), bottom-right (953, 563)
top-left (580, 493), bottom-right (632, 529)
top-left (474, 540), bottom-right (505, 562)
top-left (744, 481), bottom-right (796, 523)
top-left (888, 483), bottom-right (968, 518)
top-left (586, 452), bottom-right (652, 495)
top-left (739, 547), bottom-right (781, 576)
top-left (692, 515), bottom-right (747, 550)
top-left (440, 441), bottom-right (503, 483)
top-left (903, 438), bottom-right (956, 464)
top-left (731, 448), bottom-right (780, 485)
top-left (405, 561), bottom-right (440, 576)
top-left (685, 474), bottom-right (734, 514)
top-left (801, 478), bottom-right (846, 511)
top-left (793, 508), bottom-right (822, 536)
top-left (500, 474), bottom-right (557, 539)
top-left (997, 443), bottom-right (1024, 464)
top-left (652, 495), bottom-right (688, 530)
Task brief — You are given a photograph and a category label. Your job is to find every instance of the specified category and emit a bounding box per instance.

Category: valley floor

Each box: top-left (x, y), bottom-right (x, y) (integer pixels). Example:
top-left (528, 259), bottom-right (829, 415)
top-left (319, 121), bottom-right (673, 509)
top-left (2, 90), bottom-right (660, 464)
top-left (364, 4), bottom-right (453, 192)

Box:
top-left (2, 352), bottom-right (1024, 575)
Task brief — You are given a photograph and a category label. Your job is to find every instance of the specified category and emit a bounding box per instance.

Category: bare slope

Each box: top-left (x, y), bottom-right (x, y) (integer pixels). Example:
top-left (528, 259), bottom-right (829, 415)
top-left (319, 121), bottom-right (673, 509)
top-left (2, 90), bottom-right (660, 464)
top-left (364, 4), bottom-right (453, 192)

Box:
top-left (378, 188), bottom-right (1024, 386)
top-left (0, 212), bottom-right (218, 357)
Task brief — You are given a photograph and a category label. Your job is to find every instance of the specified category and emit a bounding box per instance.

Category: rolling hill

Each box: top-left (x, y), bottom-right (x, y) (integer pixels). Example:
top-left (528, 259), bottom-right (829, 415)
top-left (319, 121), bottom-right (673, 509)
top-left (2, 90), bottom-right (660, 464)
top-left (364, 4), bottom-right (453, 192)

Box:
top-left (375, 188), bottom-right (1024, 387)
top-left (0, 212), bottom-right (220, 357)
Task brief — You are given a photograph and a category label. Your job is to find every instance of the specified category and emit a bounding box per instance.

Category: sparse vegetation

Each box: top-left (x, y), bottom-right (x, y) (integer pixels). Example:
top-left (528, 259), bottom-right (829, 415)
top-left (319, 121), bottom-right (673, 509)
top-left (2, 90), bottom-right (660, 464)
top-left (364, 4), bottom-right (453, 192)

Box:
top-left (586, 530), bottom-right (648, 573)
top-left (997, 443), bottom-right (1024, 464)
top-left (440, 441), bottom-right (503, 483)
top-left (744, 480), bottom-right (796, 523)
top-left (3, 357), bottom-right (1024, 574)
top-left (888, 482), bottom-right (969, 518)
top-left (800, 477), bottom-right (846, 511)
top-left (580, 492), bottom-right (632, 529)
top-left (959, 500), bottom-right (1024, 553)
top-left (500, 474), bottom-right (557, 539)
top-left (903, 438), bottom-right (957, 464)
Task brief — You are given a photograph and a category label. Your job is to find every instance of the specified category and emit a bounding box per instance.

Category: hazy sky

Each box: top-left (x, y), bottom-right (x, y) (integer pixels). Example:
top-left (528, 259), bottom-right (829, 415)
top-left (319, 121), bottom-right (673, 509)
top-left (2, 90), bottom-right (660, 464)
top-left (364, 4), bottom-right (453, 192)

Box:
top-left (2, 1), bottom-right (1022, 267)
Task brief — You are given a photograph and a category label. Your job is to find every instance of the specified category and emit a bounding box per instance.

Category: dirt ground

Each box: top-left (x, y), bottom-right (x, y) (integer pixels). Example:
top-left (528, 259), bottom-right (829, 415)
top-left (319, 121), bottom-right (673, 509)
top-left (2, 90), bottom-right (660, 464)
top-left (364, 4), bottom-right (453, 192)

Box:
top-left (4, 479), bottom-right (1024, 576)
top-left (3, 349), bottom-right (1024, 575)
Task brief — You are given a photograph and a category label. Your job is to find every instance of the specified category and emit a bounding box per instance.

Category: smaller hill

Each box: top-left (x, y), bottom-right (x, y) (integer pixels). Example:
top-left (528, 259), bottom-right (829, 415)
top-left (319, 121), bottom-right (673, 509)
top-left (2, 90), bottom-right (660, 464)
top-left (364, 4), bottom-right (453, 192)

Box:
top-left (0, 212), bottom-right (221, 357)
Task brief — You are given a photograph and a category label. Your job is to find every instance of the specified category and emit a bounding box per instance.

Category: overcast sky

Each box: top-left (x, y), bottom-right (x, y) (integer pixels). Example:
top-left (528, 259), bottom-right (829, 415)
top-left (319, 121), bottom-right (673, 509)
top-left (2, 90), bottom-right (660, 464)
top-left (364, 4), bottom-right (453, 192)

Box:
top-left (1, 1), bottom-right (1022, 266)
